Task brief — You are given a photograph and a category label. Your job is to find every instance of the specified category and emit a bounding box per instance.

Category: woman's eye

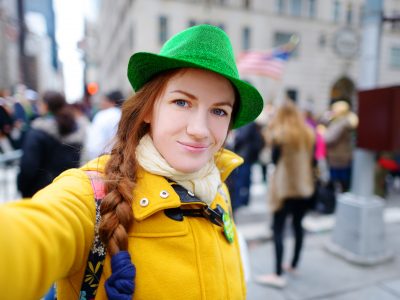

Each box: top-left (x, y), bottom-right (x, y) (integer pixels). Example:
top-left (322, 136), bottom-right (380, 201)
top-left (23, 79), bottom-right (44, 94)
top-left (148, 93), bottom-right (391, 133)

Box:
top-left (212, 108), bottom-right (228, 116)
top-left (174, 99), bottom-right (188, 107)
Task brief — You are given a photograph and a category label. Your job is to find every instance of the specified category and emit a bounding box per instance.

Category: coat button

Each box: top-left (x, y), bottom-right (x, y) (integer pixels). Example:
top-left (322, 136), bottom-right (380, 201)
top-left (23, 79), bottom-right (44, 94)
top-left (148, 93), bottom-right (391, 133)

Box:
top-left (187, 190), bottom-right (195, 197)
top-left (139, 198), bottom-right (149, 207)
top-left (160, 190), bottom-right (169, 198)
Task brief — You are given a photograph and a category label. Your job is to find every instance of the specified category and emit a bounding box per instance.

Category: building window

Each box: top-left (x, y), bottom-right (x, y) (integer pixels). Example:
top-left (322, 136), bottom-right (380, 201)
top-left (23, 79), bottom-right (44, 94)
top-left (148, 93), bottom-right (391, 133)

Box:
top-left (333, 0), bottom-right (340, 23)
top-left (188, 19), bottom-right (196, 27)
top-left (242, 26), bottom-right (251, 50)
top-left (392, 10), bottom-right (400, 31)
top-left (286, 89), bottom-right (298, 102)
top-left (276, 0), bottom-right (285, 14)
top-left (359, 4), bottom-right (364, 25)
top-left (390, 47), bottom-right (400, 69)
top-left (290, 0), bottom-right (302, 17)
top-left (244, 0), bottom-right (251, 9)
top-left (346, 3), bottom-right (353, 25)
top-left (308, 0), bottom-right (316, 18)
top-left (159, 16), bottom-right (168, 44)
top-left (318, 33), bottom-right (326, 48)
top-left (129, 25), bottom-right (134, 49)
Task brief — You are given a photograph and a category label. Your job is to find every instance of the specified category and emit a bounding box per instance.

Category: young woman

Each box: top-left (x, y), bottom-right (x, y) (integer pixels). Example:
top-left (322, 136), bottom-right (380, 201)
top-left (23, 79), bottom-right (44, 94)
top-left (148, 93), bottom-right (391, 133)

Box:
top-left (257, 100), bottom-right (315, 288)
top-left (0, 24), bottom-right (263, 299)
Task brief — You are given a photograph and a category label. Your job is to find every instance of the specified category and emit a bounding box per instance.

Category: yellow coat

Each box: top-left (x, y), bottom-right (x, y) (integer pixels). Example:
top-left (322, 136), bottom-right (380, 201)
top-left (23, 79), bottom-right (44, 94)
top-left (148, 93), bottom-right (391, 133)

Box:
top-left (0, 149), bottom-right (245, 300)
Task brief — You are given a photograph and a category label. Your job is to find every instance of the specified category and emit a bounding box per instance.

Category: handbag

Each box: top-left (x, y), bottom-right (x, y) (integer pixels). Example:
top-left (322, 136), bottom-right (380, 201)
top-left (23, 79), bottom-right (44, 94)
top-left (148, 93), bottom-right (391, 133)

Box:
top-left (310, 180), bottom-right (336, 214)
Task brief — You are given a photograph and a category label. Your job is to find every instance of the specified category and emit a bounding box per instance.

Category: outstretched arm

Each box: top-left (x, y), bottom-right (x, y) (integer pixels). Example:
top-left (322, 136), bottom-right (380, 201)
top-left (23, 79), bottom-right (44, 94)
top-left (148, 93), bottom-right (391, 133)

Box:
top-left (0, 169), bottom-right (96, 299)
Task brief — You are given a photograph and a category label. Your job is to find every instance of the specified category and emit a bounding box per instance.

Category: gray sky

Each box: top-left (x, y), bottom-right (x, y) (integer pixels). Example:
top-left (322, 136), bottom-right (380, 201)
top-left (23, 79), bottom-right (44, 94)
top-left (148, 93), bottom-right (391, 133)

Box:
top-left (54, 0), bottom-right (85, 101)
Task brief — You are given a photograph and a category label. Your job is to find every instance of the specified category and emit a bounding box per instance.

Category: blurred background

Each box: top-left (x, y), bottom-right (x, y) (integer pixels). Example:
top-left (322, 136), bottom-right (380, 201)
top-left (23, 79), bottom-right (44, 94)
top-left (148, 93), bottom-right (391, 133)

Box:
top-left (1, 0), bottom-right (400, 299)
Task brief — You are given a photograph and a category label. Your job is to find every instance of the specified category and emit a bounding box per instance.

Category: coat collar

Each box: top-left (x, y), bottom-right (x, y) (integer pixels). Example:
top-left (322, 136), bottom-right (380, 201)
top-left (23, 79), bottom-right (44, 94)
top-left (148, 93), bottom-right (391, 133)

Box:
top-left (81, 149), bottom-right (243, 221)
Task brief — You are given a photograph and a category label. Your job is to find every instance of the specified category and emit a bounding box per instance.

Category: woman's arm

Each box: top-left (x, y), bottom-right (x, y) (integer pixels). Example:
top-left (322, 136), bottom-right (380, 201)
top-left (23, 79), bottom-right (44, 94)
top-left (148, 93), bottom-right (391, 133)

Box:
top-left (0, 169), bottom-right (96, 299)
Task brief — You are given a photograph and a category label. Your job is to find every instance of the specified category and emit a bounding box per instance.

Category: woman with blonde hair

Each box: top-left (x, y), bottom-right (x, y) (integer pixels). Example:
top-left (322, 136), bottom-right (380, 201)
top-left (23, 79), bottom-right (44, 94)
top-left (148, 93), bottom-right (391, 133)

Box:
top-left (256, 100), bottom-right (315, 288)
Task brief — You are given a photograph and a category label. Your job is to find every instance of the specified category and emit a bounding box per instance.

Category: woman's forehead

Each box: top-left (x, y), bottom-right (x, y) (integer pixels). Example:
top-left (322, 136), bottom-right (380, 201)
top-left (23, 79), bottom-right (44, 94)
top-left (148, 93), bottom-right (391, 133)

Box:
top-left (164, 68), bottom-right (235, 103)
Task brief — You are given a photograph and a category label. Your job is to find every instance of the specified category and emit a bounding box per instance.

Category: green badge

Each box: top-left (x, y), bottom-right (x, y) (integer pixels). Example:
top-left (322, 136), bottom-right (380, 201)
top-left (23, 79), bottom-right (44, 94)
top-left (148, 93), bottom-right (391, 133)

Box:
top-left (222, 212), bottom-right (234, 243)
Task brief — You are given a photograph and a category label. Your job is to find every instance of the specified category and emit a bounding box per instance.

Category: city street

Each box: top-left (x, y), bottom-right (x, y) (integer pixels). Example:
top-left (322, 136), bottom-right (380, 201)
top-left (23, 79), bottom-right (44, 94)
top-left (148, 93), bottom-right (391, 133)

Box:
top-left (236, 166), bottom-right (400, 300)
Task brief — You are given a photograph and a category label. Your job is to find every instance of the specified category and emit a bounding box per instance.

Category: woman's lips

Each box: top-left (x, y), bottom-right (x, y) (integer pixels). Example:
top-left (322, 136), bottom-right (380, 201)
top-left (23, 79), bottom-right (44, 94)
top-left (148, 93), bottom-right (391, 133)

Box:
top-left (178, 141), bottom-right (209, 153)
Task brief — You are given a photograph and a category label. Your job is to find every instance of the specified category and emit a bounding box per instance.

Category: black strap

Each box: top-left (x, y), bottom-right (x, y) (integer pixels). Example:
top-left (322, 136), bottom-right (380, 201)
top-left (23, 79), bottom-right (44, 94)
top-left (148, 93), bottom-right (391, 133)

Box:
top-left (78, 171), bottom-right (107, 299)
top-left (166, 184), bottom-right (226, 227)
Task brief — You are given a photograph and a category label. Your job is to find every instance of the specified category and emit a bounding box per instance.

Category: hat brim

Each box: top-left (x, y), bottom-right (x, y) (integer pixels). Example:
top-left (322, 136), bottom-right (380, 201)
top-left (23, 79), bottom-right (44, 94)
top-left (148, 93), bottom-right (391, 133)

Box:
top-left (127, 52), bottom-right (263, 129)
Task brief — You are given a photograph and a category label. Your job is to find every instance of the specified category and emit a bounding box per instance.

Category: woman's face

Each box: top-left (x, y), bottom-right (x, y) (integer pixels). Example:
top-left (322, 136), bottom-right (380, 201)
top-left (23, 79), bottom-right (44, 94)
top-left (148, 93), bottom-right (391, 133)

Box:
top-left (146, 68), bottom-right (235, 173)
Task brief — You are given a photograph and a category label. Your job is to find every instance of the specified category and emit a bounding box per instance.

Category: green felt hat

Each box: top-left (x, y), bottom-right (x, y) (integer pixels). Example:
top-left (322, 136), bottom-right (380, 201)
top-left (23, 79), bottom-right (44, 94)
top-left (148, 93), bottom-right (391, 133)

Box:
top-left (127, 24), bottom-right (263, 128)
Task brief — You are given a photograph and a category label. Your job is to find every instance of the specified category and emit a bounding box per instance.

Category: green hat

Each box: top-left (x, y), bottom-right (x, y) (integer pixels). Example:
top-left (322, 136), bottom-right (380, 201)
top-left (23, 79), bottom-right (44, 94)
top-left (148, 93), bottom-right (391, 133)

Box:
top-left (127, 24), bottom-right (264, 128)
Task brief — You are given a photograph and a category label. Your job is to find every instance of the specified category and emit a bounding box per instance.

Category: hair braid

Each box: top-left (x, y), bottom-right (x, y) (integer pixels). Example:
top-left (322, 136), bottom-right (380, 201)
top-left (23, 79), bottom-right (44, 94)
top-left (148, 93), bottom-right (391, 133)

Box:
top-left (98, 69), bottom-right (181, 256)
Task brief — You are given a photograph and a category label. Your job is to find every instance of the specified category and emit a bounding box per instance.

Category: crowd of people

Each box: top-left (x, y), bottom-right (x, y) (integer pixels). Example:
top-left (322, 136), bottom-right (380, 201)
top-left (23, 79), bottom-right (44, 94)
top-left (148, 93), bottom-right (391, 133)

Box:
top-left (0, 85), bottom-right (125, 198)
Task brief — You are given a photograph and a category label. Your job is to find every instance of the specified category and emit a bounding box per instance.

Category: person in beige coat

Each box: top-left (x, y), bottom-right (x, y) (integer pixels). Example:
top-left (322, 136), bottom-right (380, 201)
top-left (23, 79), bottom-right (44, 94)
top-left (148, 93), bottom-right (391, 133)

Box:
top-left (256, 100), bottom-right (315, 288)
top-left (323, 100), bottom-right (358, 192)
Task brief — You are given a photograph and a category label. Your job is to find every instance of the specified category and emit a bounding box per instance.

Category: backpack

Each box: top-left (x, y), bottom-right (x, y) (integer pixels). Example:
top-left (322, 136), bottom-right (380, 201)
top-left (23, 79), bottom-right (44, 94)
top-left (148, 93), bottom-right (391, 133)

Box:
top-left (46, 171), bottom-right (107, 300)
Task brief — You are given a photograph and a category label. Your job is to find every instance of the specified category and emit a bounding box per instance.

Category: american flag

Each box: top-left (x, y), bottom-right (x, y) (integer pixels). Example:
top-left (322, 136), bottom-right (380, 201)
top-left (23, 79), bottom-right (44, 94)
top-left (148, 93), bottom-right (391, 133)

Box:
top-left (236, 37), bottom-right (299, 80)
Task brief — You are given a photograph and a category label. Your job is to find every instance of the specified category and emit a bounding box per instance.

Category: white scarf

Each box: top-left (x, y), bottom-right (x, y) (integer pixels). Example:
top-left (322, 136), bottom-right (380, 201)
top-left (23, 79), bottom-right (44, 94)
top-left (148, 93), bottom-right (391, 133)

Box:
top-left (136, 134), bottom-right (221, 205)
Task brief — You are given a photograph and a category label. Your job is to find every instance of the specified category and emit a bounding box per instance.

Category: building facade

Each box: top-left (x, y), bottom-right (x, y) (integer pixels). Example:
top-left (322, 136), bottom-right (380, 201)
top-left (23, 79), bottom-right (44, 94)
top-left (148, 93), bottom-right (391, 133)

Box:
top-left (85, 0), bottom-right (400, 113)
top-left (0, 0), bottom-right (19, 90)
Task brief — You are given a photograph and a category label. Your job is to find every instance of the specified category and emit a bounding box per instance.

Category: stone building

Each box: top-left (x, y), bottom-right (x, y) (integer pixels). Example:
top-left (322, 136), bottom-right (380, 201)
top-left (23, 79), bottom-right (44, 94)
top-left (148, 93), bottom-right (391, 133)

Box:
top-left (84, 0), bottom-right (400, 113)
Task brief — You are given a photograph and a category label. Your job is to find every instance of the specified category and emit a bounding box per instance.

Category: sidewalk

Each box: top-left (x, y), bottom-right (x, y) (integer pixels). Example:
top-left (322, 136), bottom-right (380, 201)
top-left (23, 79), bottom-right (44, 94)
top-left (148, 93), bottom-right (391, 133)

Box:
top-left (245, 222), bottom-right (400, 300)
top-left (235, 166), bottom-right (400, 300)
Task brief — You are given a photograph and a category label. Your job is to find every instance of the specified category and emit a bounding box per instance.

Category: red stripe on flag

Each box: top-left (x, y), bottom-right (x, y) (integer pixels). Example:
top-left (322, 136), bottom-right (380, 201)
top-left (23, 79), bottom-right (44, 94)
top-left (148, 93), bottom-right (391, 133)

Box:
top-left (236, 51), bottom-right (285, 79)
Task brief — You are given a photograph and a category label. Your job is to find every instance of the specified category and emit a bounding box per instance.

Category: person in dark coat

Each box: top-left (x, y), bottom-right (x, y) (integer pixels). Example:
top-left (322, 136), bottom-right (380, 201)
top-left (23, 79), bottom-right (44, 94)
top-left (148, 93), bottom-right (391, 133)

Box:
top-left (17, 91), bottom-right (86, 197)
top-left (228, 121), bottom-right (265, 212)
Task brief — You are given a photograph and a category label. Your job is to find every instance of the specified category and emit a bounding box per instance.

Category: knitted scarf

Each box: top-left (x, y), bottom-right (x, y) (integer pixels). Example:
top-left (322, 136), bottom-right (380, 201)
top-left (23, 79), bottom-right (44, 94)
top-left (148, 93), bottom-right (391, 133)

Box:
top-left (136, 134), bottom-right (221, 205)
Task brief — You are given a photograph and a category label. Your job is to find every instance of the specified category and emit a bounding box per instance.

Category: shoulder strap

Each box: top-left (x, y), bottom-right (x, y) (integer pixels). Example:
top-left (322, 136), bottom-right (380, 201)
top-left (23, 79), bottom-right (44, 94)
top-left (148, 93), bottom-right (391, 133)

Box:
top-left (78, 171), bottom-right (107, 299)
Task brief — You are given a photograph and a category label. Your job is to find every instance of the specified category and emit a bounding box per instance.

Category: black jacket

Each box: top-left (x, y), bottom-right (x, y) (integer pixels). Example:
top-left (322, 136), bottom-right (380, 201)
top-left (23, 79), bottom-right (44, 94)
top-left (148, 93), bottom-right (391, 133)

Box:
top-left (17, 116), bottom-right (85, 197)
top-left (234, 122), bottom-right (265, 164)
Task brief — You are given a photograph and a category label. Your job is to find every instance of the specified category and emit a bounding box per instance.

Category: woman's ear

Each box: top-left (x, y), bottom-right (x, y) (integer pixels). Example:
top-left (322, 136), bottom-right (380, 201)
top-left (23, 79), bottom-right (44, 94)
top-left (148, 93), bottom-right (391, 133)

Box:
top-left (143, 112), bottom-right (151, 124)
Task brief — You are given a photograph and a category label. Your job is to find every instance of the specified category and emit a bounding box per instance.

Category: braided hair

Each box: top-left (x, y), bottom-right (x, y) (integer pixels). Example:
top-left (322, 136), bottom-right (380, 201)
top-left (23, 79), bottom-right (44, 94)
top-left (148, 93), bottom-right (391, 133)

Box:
top-left (99, 69), bottom-right (181, 255)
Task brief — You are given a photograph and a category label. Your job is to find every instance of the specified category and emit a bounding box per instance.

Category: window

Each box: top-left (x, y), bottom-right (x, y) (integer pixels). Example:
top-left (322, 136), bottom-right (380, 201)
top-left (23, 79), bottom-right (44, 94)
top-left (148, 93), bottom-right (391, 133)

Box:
top-left (333, 0), bottom-right (340, 23)
top-left (244, 0), bottom-right (251, 9)
top-left (242, 26), bottom-right (251, 50)
top-left (390, 47), bottom-right (400, 69)
top-left (276, 0), bottom-right (285, 14)
top-left (346, 3), bottom-right (353, 25)
top-left (318, 33), bottom-right (326, 48)
top-left (188, 20), bottom-right (197, 27)
top-left (359, 4), bottom-right (364, 25)
top-left (308, 0), bottom-right (316, 18)
top-left (286, 89), bottom-right (298, 102)
top-left (290, 0), bottom-right (302, 17)
top-left (391, 10), bottom-right (400, 31)
top-left (159, 16), bottom-right (168, 44)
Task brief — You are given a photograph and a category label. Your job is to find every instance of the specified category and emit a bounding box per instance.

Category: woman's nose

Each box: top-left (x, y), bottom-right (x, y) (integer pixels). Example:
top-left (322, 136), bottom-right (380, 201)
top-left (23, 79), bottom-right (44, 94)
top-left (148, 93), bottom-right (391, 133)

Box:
top-left (186, 110), bottom-right (209, 138)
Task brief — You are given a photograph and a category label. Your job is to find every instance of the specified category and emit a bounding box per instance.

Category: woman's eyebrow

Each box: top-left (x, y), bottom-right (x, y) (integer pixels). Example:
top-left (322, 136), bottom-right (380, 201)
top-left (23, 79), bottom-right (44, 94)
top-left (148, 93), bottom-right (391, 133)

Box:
top-left (214, 101), bottom-right (233, 108)
top-left (170, 90), bottom-right (197, 100)
top-left (170, 90), bottom-right (233, 107)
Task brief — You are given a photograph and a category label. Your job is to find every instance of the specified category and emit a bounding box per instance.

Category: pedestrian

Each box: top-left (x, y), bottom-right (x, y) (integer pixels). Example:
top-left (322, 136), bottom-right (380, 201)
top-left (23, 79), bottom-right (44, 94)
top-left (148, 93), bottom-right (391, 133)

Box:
top-left (228, 121), bottom-right (265, 213)
top-left (0, 24), bottom-right (263, 299)
top-left (323, 100), bottom-right (358, 192)
top-left (256, 100), bottom-right (315, 288)
top-left (17, 91), bottom-right (86, 197)
top-left (85, 90), bottom-right (124, 160)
